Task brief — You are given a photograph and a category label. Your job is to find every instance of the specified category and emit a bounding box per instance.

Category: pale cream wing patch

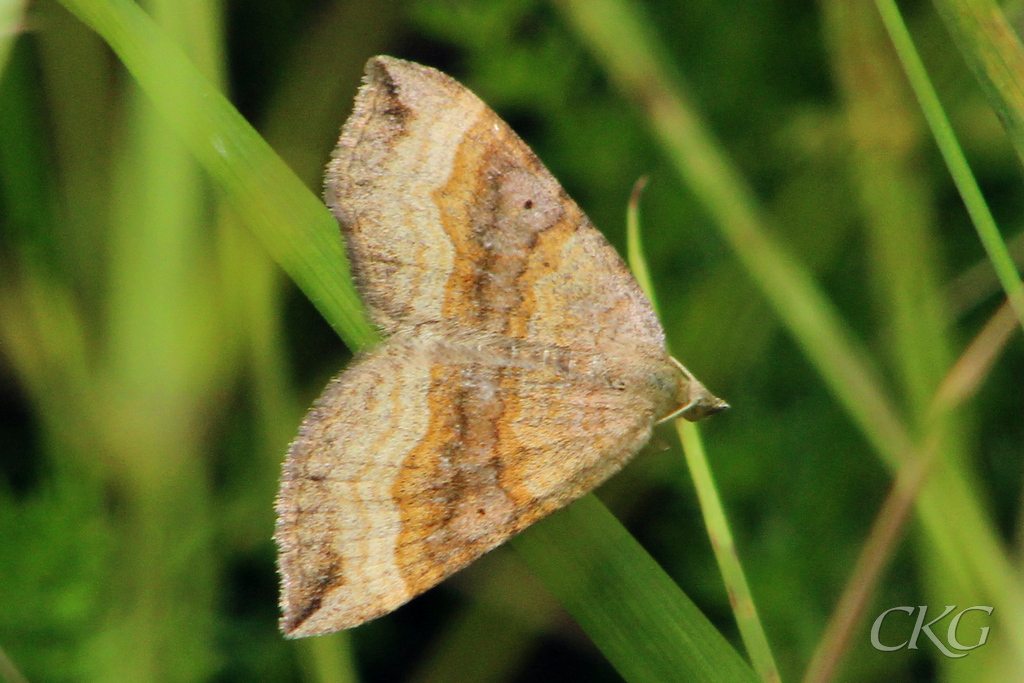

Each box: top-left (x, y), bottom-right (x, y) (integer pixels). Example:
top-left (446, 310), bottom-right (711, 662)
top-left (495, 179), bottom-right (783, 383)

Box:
top-left (275, 337), bottom-right (432, 637)
top-left (324, 57), bottom-right (482, 333)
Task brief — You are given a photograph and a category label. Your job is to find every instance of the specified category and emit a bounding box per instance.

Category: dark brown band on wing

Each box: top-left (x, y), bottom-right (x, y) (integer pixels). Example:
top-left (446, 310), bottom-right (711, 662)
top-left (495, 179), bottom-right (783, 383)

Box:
top-left (391, 361), bottom-right (523, 595)
top-left (434, 112), bottom-right (583, 337)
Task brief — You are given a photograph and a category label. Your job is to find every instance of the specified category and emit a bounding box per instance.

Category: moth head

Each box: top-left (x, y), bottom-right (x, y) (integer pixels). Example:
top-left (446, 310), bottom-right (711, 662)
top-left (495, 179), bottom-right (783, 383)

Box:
top-left (659, 357), bottom-right (729, 423)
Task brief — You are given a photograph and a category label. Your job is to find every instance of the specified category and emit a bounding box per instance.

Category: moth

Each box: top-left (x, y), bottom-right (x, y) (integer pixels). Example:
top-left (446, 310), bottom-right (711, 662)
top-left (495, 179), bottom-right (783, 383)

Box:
top-left (275, 56), bottom-right (726, 637)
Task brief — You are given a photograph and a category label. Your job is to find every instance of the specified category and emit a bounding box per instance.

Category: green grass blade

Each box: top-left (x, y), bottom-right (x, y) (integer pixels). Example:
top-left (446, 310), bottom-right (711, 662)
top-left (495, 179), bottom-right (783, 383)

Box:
top-left (676, 422), bottom-right (780, 683)
top-left (930, 0), bottom-right (1024, 166)
top-left (875, 0), bottom-right (1024, 331)
top-left (512, 495), bottom-right (758, 683)
top-left (627, 177), bottom-right (779, 683)
top-left (56, 0), bottom-right (376, 351)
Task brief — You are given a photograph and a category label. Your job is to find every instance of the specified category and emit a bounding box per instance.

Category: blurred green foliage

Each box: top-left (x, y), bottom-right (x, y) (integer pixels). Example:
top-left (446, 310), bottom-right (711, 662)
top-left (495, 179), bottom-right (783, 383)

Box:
top-left (1, 0), bottom-right (1022, 682)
